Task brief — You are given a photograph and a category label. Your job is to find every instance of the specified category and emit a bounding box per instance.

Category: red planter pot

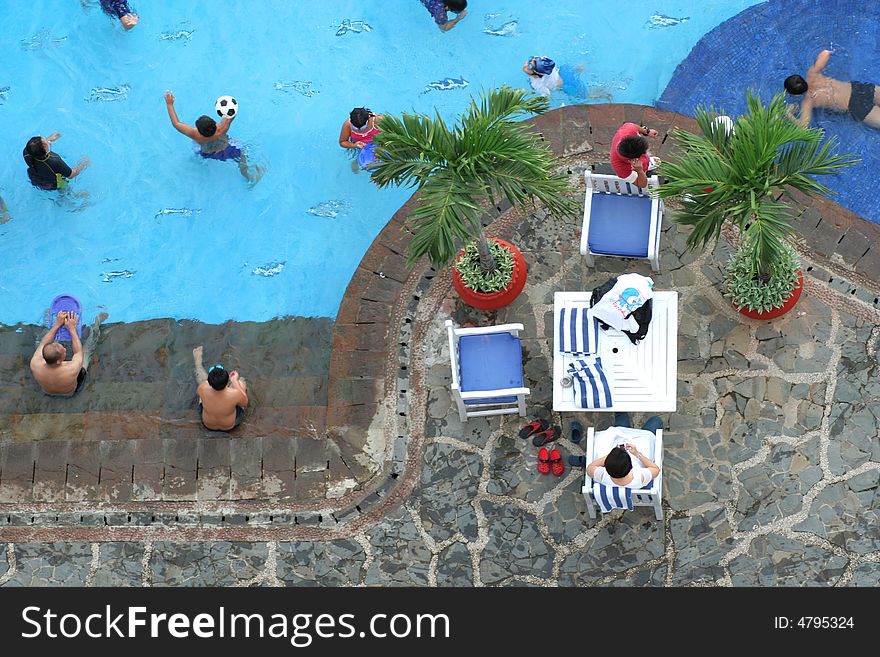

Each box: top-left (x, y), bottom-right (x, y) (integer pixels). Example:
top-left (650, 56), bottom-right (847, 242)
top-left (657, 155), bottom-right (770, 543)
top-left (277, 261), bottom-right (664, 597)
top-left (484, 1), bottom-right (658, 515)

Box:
top-left (735, 270), bottom-right (804, 320)
top-left (452, 238), bottom-right (528, 311)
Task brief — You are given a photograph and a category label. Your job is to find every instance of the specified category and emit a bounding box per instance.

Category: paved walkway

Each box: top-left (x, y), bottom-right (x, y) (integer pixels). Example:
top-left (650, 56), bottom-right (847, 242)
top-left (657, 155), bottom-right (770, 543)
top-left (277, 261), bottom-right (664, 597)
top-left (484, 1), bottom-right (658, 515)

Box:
top-left (0, 105), bottom-right (877, 585)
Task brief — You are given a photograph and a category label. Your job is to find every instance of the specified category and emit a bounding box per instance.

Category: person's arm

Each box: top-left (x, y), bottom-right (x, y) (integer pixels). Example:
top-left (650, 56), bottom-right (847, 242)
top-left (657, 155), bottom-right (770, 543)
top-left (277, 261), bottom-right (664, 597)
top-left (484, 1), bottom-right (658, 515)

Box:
top-left (68, 156), bottom-right (90, 178)
top-left (439, 8), bottom-right (467, 31)
top-left (120, 13), bottom-right (138, 30)
top-left (808, 49), bottom-right (832, 76)
top-left (625, 444), bottom-right (660, 479)
top-left (630, 157), bottom-right (648, 188)
top-left (214, 116), bottom-right (233, 138)
top-left (790, 96), bottom-right (814, 127)
top-left (47, 132), bottom-right (61, 142)
top-left (31, 313), bottom-right (65, 368)
top-left (585, 455), bottom-right (606, 480)
top-left (339, 121), bottom-right (361, 149)
top-left (66, 313), bottom-right (84, 369)
top-left (229, 371), bottom-right (249, 407)
top-left (164, 91), bottom-right (201, 139)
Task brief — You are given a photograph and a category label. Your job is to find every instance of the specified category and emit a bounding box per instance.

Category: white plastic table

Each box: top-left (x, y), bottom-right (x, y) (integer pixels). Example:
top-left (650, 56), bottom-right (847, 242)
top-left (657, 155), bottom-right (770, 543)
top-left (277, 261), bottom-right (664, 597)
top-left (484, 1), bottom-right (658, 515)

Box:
top-left (552, 290), bottom-right (678, 412)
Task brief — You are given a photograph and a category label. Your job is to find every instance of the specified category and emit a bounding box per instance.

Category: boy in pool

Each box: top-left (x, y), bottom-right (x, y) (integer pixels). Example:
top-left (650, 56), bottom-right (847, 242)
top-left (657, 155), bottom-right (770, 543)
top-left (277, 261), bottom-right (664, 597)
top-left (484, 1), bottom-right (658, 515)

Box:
top-left (785, 49), bottom-right (880, 129)
top-left (99, 0), bottom-right (138, 30)
top-left (163, 91), bottom-right (263, 182)
top-left (22, 133), bottom-right (90, 191)
top-left (30, 311), bottom-right (109, 397)
top-left (523, 56), bottom-right (563, 97)
top-left (192, 346), bottom-right (249, 432)
top-left (522, 55), bottom-right (589, 99)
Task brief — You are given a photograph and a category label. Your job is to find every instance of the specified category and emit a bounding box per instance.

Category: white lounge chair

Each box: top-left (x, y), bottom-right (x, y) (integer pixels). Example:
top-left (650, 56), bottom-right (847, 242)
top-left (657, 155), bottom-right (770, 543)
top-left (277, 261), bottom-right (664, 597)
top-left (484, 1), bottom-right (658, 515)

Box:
top-left (446, 320), bottom-right (530, 422)
top-left (580, 171), bottom-right (664, 272)
top-left (581, 426), bottom-right (664, 520)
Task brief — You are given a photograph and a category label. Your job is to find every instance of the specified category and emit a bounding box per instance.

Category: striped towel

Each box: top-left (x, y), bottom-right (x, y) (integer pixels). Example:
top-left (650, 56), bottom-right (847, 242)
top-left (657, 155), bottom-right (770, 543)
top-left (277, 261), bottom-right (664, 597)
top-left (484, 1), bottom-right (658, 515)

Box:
top-left (592, 480), bottom-right (656, 513)
top-left (567, 357), bottom-right (613, 409)
top-left (558, 304), bottom-right (599, 355)
top-left (593, 482), bottom-right (633, 512)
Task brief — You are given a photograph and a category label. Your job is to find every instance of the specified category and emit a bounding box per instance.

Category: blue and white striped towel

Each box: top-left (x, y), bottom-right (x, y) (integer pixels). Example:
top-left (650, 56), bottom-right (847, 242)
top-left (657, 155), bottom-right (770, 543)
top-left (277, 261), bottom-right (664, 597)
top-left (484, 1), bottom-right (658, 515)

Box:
top-left (593, 482), bottom-right (634, 512)
top-left (592, 480), bottom-right (655, 513)
top-left (567, 357), bottom-right (613, 409)
top-left (558, 304), bottom-right (599, 355)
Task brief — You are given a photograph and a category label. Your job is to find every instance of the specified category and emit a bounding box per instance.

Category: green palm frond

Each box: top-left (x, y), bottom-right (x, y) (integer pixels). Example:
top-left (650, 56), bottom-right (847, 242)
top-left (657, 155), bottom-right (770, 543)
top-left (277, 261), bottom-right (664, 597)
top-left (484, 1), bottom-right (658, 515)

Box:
top-left (658, 90), bottom-right (858, 274)
top-left (371, 86), bottom-right (578, 269)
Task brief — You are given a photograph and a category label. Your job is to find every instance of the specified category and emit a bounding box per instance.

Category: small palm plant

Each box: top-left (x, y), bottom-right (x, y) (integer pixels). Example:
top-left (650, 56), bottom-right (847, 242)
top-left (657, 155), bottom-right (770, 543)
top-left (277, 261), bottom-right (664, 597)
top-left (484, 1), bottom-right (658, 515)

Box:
top-left (370, 86), bottom-right (578, 292)
top-left (657, 91), bottom-right (857, 312)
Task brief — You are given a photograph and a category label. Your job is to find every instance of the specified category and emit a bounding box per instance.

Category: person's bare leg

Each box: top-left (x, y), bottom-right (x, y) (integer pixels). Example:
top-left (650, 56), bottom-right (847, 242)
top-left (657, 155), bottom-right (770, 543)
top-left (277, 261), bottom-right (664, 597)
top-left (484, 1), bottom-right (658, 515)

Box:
top-left (238, 152), bottom-right (264, 184)
top-left (861, 106), bottom-right (880, 129)
top-left (81, 311), bottom-right (109, 370)
top-left (193, 345), bottom-right (208, 385)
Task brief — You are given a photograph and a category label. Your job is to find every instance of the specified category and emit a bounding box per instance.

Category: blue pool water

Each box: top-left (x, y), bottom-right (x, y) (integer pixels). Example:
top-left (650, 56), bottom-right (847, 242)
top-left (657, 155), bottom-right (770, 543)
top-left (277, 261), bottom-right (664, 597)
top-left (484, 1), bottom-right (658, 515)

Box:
top-left (0, 0), bottom-right (761, 325)
top-left (661, 0), bottom-right (880, 226)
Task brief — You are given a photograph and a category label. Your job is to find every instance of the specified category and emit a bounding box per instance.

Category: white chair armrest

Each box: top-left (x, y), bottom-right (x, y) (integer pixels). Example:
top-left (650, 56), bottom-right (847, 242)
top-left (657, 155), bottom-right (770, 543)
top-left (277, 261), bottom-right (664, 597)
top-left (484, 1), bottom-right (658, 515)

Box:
top-left (459, 387), bottom-right (530, 400)
top-left (452, 323), bottom-right (524, 337)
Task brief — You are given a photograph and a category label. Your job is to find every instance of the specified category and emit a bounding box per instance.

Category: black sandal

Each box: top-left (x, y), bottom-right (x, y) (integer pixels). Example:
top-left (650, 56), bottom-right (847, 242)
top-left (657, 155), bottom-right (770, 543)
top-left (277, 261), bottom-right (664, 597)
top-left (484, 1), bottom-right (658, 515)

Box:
top-left (531, 425), bottom-right (561, 447)
top-left (519, 417), bottom-right (548, 440)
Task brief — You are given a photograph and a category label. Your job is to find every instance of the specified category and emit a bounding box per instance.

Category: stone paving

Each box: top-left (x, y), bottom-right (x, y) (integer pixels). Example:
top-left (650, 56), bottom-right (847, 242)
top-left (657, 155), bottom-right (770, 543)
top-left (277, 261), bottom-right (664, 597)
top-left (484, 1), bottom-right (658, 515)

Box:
top-left (0, 105), bottom-right (877, 586)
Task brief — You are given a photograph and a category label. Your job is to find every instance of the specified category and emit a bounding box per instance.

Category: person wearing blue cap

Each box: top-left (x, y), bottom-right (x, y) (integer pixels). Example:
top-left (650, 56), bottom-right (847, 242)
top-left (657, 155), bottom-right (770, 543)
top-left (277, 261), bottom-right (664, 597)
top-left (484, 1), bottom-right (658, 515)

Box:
top-left (523, 56), bottom-right (563, 97)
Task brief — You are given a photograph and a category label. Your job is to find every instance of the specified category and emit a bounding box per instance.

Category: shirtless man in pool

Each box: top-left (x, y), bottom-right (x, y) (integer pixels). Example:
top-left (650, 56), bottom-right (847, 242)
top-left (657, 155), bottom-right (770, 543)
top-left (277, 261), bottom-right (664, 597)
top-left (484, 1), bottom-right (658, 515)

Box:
top-left (30, 311), bottom-right (108, 396)
top-left (785, 49), bottom-right (880, 128)
top-left (192, 346), bottom-right (249, 431)
top-left (163, 91), bottom-right (263, 182)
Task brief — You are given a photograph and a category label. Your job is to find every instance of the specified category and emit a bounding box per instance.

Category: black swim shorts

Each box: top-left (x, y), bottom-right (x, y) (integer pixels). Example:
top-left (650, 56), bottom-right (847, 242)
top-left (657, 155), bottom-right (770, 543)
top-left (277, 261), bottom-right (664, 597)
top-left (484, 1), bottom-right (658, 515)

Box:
top-left (848, 81), bottom-right (876, 123)
top-left (197, 402), bottom-right (245, 432)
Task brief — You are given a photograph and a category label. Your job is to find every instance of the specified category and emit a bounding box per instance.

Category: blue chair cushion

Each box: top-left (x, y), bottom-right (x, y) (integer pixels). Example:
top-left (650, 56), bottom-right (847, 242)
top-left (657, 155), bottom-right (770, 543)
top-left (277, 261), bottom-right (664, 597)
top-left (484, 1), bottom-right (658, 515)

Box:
top-left (587, 192), bottom-right (652, 257)
top-left (458, 332), bottom-right (524, 405)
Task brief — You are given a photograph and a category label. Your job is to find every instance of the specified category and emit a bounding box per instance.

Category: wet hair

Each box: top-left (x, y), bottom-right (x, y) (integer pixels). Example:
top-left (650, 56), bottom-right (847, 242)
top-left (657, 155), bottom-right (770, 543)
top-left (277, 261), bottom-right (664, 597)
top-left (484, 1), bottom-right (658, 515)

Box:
top-left (784, 74), bottom-right (808, 95)
top-left (604, 446), bottom-right (633, 479)
top-left (195, 115), bottom-right (218, 137)
top-left (207, 366), bottom-right (229, 390)
top-left (446, 0), bottom-right (467, 11)
top-left (26, 136), bottom-right (47, 160)
top-left (617, 135), bottom-right (649, 159)
top-left (350, 107), bottom-right (371, 129)
top-left (42, 342), bottom-right (64, 365)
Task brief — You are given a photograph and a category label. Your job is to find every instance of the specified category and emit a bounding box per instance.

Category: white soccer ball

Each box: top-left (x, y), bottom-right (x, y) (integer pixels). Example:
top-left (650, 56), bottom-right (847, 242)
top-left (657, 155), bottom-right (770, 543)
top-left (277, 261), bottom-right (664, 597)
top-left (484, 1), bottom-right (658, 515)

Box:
top-left (215, 95), bottom-right (238, 119)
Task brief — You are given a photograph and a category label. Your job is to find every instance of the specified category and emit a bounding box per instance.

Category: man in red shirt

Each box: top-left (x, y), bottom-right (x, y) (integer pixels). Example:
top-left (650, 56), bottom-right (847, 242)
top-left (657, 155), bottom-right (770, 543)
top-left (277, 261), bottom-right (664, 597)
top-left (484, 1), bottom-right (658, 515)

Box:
top-left (610, 123), bottom-right (659, 187)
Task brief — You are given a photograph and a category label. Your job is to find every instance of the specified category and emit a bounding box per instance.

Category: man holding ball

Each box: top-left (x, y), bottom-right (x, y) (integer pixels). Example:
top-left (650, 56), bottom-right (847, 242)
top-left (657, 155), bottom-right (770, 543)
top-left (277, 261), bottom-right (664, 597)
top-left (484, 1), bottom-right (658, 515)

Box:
top-left (163, 91), bottom-right (263, 183)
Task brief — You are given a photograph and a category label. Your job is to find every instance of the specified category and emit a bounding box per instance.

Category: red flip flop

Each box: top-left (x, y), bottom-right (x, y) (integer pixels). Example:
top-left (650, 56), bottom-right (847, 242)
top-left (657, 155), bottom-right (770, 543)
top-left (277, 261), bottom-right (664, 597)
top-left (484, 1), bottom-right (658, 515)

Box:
top-left (519, 417), bottom-right (548, 440)
top-left (549, 449), bottom-right (564, 477)
top-left (537, 448), bottom-right (551, 475)
top-left (531, 425), bottom-right (561, 447)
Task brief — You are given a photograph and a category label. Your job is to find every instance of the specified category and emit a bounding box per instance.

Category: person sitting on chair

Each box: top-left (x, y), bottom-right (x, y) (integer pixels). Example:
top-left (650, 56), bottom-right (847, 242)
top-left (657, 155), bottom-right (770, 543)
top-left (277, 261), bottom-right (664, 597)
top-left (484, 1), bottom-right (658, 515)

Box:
top-left (785, 49), bottom-right (880, 129)
top-left (610, 123), bottom-right (660, 188)
top-left (570, 412), bottom-right (661, 488)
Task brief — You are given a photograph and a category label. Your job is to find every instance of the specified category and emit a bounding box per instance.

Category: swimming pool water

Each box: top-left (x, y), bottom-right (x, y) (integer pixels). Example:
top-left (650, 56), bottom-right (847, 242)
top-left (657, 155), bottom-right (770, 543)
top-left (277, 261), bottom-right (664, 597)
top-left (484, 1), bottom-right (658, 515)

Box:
top-left (0, 0), bottom-right (762, 325)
